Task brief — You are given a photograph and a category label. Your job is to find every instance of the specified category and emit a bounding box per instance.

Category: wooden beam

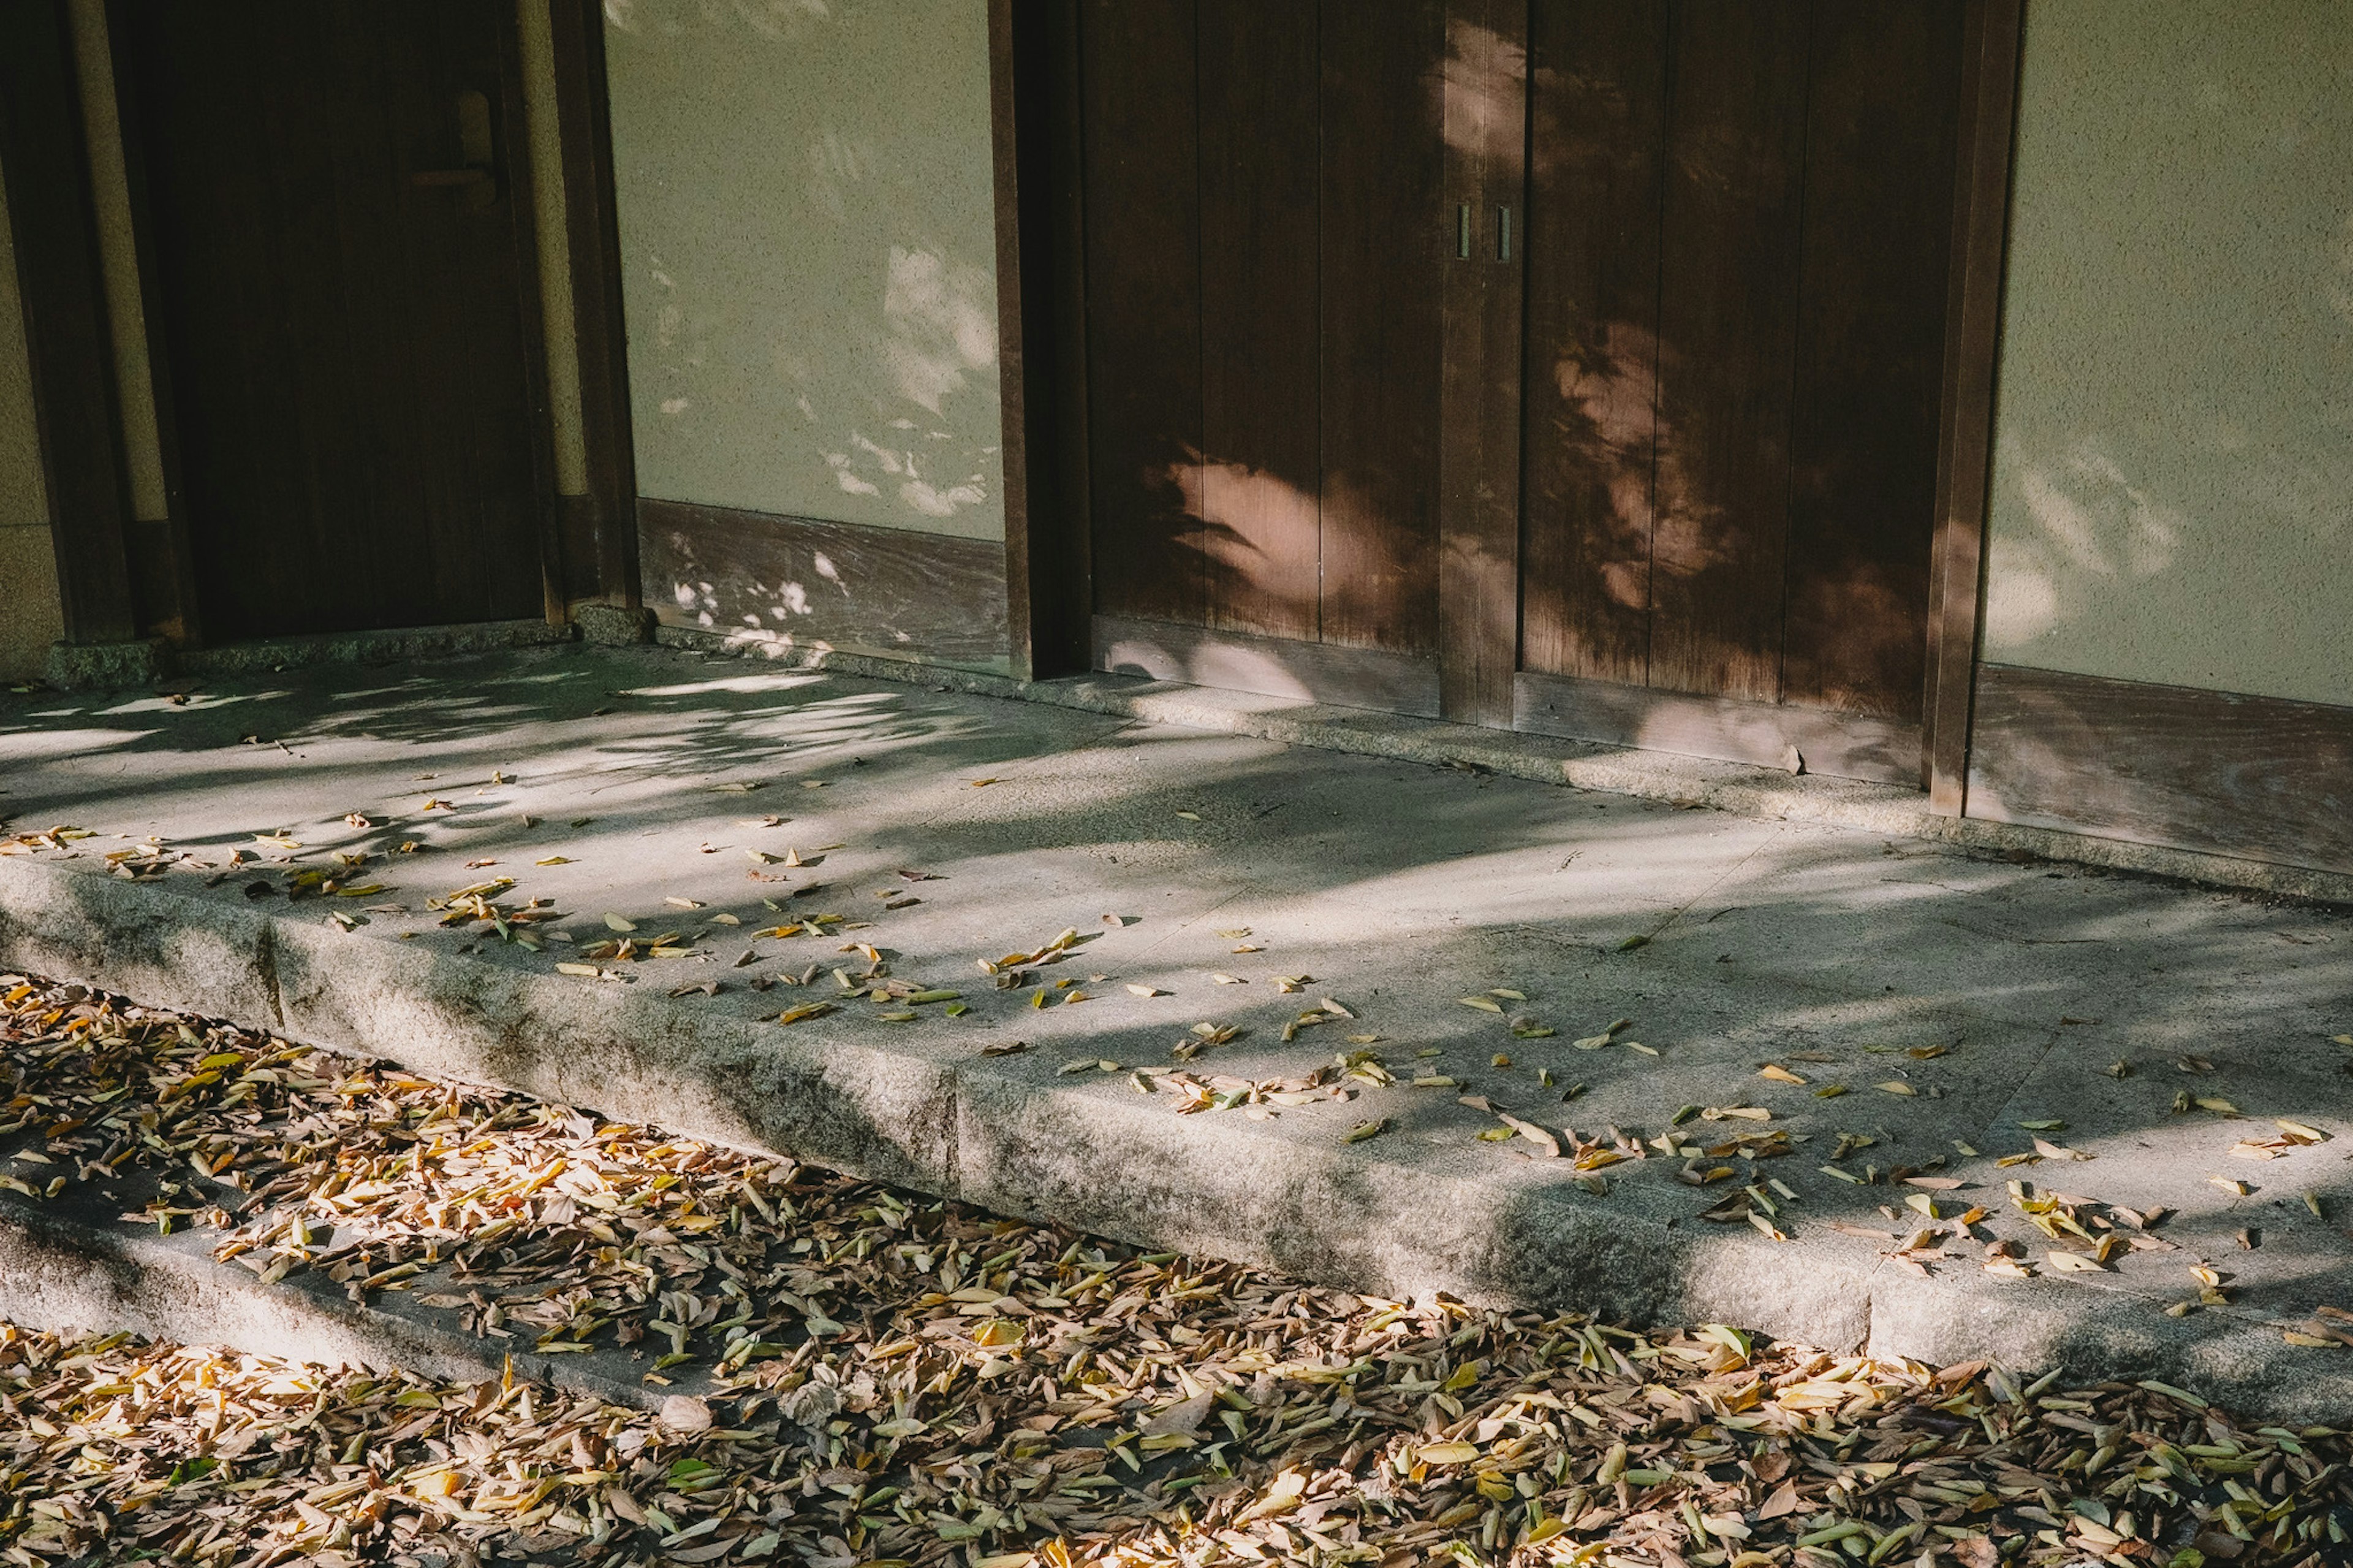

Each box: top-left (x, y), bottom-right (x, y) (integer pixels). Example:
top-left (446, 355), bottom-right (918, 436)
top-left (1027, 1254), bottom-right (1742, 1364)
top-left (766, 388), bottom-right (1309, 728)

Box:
top-left (1968, 664), bottom-right (2353, 877)
top-left (0, 0), bottom-right (137, 647)
top-left (1922, 0), bottom-right (2025, 811)
top-left (1437, 0), bottom-right (1529, 728)
top-left (546, 0), bottom-right (641, 610)
top-left (493, 0), bottom-right (566, 626)
top-left (991, 0), bottom-right (1091, 680)
top-left (638, 498), bottom-right (1010, 668)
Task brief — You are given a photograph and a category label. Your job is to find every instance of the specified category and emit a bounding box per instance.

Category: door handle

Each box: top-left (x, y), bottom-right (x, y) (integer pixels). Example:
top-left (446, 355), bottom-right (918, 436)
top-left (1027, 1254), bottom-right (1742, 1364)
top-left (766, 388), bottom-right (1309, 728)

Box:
top-left (414, 87), bottom-right (498, 209)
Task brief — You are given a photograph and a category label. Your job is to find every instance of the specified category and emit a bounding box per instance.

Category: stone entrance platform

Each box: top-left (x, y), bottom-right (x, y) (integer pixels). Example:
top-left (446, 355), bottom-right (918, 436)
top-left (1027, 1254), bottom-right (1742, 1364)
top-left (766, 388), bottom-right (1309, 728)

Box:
top-left (1, 642), bottom-right (2347, 1417)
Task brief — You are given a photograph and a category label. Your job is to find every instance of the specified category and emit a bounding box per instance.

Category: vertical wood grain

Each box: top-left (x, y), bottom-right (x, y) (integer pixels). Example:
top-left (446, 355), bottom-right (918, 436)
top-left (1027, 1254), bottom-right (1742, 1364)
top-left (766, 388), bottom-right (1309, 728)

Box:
top-left (1078, 0), bottom-right (1205, 629)
top-left (1780, 0), bottom-right (1964, 722)
top-left (548, 0), bottom-right (642, 609)
top-left (1924, 0), bottom-right (2025, 809)
top-left (0, 0), bottom-right (138, 646)
top-left (1646, 0), bottom-right (1809, 702)
top-left (1319, 0), bottom-right (1446, 656)
top-left (1198, 0), bottom-right (1322, 643)
top-left (1436, 0), bottom-right (1527, 725)
top-left (1517, 0), bottom-right (1667, 686)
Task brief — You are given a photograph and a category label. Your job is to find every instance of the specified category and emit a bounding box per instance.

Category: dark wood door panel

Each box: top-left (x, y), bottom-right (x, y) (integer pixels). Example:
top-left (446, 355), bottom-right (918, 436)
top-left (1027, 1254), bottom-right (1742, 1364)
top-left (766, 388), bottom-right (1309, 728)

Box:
top-left (1198, 0), bottom-right (1322, 643)
top-left (1517, 0), bottom-right (1966, 746)
top-left (1318, 0), bottom-right (1447, 656)
top-left (1645, 0), bottom-right (1810, 703)
top-left (123, 1), bottom-right (544, 640)
top-left (1781, 0), bottom-right (1965, 722)
top-left (1519, 0), bottom-right (1668, 686)
top-left (1078, 0), bottom-right (1205, 629)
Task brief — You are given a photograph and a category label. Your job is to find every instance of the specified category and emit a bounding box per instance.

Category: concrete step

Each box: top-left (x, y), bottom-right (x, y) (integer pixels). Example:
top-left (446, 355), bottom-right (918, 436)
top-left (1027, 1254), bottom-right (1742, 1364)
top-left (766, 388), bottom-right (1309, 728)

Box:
top-left (2, 854), bottom-right (2343, 1423)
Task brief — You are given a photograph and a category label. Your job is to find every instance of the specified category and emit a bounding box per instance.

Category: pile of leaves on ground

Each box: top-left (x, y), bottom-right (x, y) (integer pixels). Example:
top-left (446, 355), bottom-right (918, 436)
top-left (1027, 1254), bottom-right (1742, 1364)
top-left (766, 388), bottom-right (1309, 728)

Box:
top-left (1, 978), bottom-right (2348, 1568)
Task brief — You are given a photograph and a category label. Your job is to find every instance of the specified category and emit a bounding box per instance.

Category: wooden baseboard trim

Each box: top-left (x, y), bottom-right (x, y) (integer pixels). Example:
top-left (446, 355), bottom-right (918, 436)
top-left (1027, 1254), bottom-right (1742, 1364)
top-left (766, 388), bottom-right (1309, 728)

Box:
top-left (1966, 664), bottom-right (2353, 876)
top-left (1093, 615), bottom-right (1442, 718)
top-left (637, 499), bottom-right (1009, 667)
top-left (1513, 671), bottom-right (1922, 787)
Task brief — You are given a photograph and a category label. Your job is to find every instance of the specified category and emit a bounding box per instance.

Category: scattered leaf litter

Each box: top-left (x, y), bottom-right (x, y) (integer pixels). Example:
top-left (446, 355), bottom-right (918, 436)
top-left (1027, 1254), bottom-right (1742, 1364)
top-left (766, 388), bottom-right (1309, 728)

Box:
top-left (3, 980), bottom-right (2352, 1567)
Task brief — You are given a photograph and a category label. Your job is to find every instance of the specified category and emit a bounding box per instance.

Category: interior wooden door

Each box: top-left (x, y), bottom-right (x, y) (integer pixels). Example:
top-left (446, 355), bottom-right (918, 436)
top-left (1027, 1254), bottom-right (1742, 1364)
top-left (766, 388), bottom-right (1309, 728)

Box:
top-left (1078, 0), bottom-right (1452, 716)
top-left (119, 1), bottom-right (550, 642)
top-left (1515, 0), bottom-right (1968, 784)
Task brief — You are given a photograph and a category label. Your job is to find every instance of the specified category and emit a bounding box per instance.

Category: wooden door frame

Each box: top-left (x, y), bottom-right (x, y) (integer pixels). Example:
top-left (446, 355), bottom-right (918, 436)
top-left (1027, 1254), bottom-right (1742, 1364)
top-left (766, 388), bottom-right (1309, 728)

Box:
top-left (96, 1), bottom-right (571, 645)
top-left (1920, 0), bottom-right (2026, 812)
top-left (988, 0), bottom-right (1091, 681)
top-left (0, 0), bottom-right (140, 649)
top-left (547, 0), bottom-right (643, 613)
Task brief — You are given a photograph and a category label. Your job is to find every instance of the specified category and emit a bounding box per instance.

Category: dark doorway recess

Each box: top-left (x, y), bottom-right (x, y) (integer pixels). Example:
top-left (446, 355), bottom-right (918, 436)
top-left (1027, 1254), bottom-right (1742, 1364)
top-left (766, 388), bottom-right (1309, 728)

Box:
top-left (116, 1), bottom-right (555, 642)
top-left (1037, 0), bottom-right (1991, 787)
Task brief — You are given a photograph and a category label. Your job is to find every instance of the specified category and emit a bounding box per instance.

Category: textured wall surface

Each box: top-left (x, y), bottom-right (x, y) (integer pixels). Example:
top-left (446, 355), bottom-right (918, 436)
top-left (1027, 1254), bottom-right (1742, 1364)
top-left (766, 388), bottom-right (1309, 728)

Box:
top-left (1982, 1), bottom-right (2353, 705)
top-left (602, 0), bottom-right (1004, 541)
top-left (0, 154), bottom-right (64, 681)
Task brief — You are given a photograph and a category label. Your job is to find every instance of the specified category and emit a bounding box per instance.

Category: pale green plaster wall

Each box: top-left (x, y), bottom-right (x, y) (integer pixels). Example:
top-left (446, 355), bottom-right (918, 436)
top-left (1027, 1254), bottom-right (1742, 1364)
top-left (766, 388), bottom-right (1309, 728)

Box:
top-left (602, 0), bottom-right (1004, 542)
top-left (0, 155), bottom-right (64, 681)
top-left (1982, 1), bottom-right (2353, 705)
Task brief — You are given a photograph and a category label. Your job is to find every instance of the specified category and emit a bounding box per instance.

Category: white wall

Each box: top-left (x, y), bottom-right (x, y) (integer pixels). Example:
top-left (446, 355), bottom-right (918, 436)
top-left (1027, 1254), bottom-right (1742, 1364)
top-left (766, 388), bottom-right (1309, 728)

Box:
top-left (1982, 0), bottom-right (2353, 706)
top-left (602, 0), bottom-right (1005, 542)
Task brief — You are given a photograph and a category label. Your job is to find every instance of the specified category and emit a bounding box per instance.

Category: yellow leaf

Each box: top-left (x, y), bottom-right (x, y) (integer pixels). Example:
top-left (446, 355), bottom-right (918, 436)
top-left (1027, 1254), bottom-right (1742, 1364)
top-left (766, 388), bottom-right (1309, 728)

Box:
top-left (972, 1319), bottom-right (1024, 1347)
top-left (1458, 996), bottom-right (1504, 1013)
top-left (604, 913), bottom-right (636, 933)
top-left (556, 963), bottom-right (600, 977)
top-left (1758, 1064), bottom-right (1806, 1085)
top-left (536, 855), bottom-right (573, 865)
top-left (1875, 1081), bottom-right (1916, 1096)
top-left (2045, 1251), bottom-right (2107, 1274)
top-left (1419, 1441), bottom-right (1480, 1464)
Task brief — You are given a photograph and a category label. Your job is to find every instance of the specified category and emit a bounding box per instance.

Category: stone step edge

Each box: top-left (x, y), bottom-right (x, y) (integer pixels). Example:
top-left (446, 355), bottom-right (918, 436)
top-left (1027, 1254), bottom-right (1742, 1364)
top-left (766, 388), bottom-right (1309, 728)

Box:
top-left (1, 855), bottom-right (2344, 1423)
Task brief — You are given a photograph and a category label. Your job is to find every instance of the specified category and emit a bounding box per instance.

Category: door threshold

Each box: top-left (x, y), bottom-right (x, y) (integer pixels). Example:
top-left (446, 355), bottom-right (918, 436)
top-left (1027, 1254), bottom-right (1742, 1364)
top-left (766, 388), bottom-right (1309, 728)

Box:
top-left (172, 619), bottom-right (573, 681)
top-left (657, 622), bottom-right (2353, 908)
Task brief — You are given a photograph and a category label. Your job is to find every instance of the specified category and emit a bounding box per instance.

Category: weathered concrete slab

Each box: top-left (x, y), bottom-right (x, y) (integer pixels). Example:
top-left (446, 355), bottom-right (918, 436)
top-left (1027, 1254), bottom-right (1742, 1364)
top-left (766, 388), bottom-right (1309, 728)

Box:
top-left (2, 643), bottom-right (2350, 1418)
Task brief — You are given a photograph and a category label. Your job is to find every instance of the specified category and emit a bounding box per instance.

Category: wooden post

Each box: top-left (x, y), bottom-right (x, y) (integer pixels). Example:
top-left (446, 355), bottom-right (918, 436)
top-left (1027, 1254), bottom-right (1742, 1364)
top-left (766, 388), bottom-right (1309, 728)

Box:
top-left (547, 0), bottom-right (642, 611)
top-left (1437, 0), bottom-right (1529, 729)
top-left (1922, 0), bottom-right (2026, 812)
top-left (0, 0), bottom-right (138, 648)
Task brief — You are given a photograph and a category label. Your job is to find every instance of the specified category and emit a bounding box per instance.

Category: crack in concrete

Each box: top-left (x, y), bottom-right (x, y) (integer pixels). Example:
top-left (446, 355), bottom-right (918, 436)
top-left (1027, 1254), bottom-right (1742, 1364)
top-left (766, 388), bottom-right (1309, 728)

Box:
top-left (256, 918), bottom-right (287, 1029)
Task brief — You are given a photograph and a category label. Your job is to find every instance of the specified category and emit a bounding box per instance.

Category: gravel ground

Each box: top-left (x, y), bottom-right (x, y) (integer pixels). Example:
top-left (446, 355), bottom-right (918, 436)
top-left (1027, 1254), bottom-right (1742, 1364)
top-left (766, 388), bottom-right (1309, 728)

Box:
top-left (1, 975), bottom-right (2347, 1568)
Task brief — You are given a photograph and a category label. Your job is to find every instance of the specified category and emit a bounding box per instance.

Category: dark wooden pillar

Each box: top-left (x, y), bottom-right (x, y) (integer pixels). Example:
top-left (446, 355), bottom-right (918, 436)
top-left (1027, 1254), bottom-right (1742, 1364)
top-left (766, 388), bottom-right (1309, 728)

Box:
top-left (547, 0), bottom-right (642, 611)
top-left (0, 0), bottom-right (138, 647)
top-left (1922, 0), bottom-right (2026, 812)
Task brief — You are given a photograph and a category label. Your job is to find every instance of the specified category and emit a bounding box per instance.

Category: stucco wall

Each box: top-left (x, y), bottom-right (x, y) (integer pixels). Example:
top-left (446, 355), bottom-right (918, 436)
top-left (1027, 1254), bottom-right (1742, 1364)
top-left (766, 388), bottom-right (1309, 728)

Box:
top-left (601, 0), bottom-right (1005, 542)
top-left (1981, 1), bottom-right (2353, 706)
top-left (0, 156), bottom-right (64, 681)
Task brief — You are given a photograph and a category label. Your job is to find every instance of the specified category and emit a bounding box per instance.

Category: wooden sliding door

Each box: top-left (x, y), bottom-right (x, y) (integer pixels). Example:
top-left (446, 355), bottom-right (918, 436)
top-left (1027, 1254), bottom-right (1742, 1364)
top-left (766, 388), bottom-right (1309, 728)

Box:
top-left (1078, 0), bottom-right (1449, 716)
top-left (1516, 0), bottom-right (1966, 782)
top-left (1059, 0), bottom-right (1973, 784)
